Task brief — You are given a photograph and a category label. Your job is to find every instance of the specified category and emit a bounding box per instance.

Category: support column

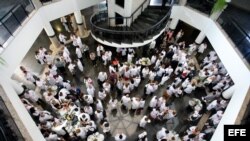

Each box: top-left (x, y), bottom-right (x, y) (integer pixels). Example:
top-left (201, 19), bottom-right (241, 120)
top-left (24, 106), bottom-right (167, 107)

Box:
top-left (168, 0), bottom-right (186, 30)
top-left (179, 0), bottom-right (187, 6)
top-left (195, 32), bottom-right (206, 44)
top-left (210, 10), bottom-right (223, 21)
top-left (169, 18), bottom-right (179, 30)
top-left (44, 22), bottom-right (60, 48)
top-left (222, 85), bottom-right (235, 100)
top-left (70, 15), bottom-right (78, 33)
top-left (31, 0), bottom-right (42, 9)
top-left (74, 10), bottom-right (87, 37)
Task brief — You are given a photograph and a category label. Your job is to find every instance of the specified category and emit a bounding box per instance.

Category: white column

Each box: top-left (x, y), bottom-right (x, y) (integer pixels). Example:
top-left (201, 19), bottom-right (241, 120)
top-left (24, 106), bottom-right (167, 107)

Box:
top-left (195, 32), bottom-right (206, 44)
top-left (210, 10), bottom-right (223, 21)
top-left (43, 21), bottom-right (60, 47)
top-left (74, 10), bottom-right (87, 37)
top-left (222, 85), bottom-right (235, 100)
top-left (179, 0), bottom-right (187, 6)
top-left (31, 0), bottom-right (42, 9)
top-left (70, 15), bottom-right (78, 32)
top-left (169, 18), bottom-right (179, 30)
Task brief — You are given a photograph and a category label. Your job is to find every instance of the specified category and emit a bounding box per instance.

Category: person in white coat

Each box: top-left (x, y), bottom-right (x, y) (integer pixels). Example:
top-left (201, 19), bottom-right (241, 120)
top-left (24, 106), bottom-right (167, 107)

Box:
top-left (121, 94), bottom-right (131, 110)
top-left (76, 36), bottom-right (83, 49)
top-left (149, 96), bottom-right (158, 109)
top-left (87, 85), bottom-right (95, 98)
top-left (98, 89), bottom-right (107, 100)
top-left (159, 73), bottom-right (170, 86)
top-left (75, 46), bottom-right (83, 60)
top-left (139, 115), bottom-right (151, 128)
top-left (58, 33), bottom-right (67, 44)
top-left (77, 59), bottom-right (84, 72)
top-left (60, 16), bottom-right (70, 32)
top-left (109, 98), bottom-right (118, 111)
top-left (156, 127), bottom-right (168, 140)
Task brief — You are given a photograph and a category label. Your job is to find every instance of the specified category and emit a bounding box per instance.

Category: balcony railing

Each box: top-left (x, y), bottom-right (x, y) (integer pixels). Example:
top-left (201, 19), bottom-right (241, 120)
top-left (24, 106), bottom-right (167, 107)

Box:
top-left (186, 0), bottom-right (215, 15)
top-left (0, 1), bottom-right (34, 50)
top-left (90, 7), bottom-right (171, 44)
top-left (0, 96), bottom-right (25, 141)
top-left (219, 15), bottom-right (250, 65)
top-left (108, 0), bottom-right (149, 27)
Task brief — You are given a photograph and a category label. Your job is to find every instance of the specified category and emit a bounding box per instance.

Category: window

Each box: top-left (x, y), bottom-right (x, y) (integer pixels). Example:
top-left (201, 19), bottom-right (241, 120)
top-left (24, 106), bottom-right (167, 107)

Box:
top-left (115, 0), bottom-right (124, 8)
top-left (115, 13), bottom-right (123, 25)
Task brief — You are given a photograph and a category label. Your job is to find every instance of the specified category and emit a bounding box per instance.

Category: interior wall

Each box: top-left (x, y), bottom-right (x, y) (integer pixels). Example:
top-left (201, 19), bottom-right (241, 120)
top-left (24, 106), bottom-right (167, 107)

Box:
top-left (171, 6), bottom-right (250, 141)
top-left (0, 0), bottom-right (104, 140)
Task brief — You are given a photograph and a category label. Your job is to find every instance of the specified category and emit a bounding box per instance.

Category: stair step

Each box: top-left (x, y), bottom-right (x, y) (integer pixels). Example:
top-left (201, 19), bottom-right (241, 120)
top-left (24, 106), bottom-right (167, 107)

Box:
top-left (138, 16), bottom-right (157, 25)
top-left (135, 20), bottom-right (151, 29)
top-left (131, 23), bottom-right (144, 31)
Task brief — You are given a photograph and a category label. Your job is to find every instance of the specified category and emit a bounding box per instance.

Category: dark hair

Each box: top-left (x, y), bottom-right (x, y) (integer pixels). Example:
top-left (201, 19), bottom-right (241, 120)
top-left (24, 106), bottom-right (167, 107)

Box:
top-left (119, 135), bottom-right (123, 139)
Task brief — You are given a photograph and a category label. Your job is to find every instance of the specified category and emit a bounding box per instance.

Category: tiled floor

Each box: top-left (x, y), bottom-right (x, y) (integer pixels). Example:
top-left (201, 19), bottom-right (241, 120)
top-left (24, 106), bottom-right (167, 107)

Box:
top-left (14, 32), bottom-right (209, 140)
top-left (11, 6), bottom-right (218, 141)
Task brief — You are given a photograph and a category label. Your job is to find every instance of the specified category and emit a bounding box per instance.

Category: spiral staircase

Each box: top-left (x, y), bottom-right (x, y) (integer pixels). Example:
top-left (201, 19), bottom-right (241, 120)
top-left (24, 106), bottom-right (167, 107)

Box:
top-left (90, 2), bottom-right (172, 47)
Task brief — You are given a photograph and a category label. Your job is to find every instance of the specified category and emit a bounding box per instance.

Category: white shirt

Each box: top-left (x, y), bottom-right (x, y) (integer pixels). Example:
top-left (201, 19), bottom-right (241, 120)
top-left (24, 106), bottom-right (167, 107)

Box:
top-left (149, 96), bottom-right (158, 108)
top-left (58, 33), bottom-right (66, 43)
top-left (76, 48), bottom-right (82, 59)
top-left (76, 127), bottom-right (86, 139)
top-left (84, 106), bottom-right (93, 115)
top-left (77, 59), bottom-right (84, 72)
top-left (109, 99), bottom-right (118, 110)
top-left (98, 72), bottom-right (107, 82)
top-left (24, 90), bottom-right (39, 103)
top-left (145, 84), bottom-right (154, 95)
top-left (150, 108), bottom-right (159, 119)
top-left (151, 55), bottom-right (157, 64)
top-left (103, 82), bottom-right (111, 93)
top-left (95, 111), bottom-right (104, 121)
top-left (139, 100), bottom-right (145, 108)
top-left (121, 96), bottom-right (131, 108)
top-left (123, 85), bottom-right (131, 94)
top-left (98, 91), bottom-right (107, 100)
top-left (149, 40), bottom-right (156, 49)
top-left (97, 45), bottom-right (104, 56)
top-left (131, 97), bottom-right (140, 109)
top-left (207, 100), bottom-right (218, 111)
top-left (198, 43), bottom-right (207, 53)
top-left (142, 68), bottom-right (149, 78)
top-left (156, 128), bottom-right (167, 140)
top-left (84, 95), bottom-right (93, 104)
top-left (96, 100), bottom-right (103, 111)
top-left (139, 116), bottom-right (150, 128)
top-left (87, 86), bottom-right (95, 97)
top-left (68, 63), bottom-right (75, 73)
top-left (46, 133), bottom-right (58, 141)
top-left (184, 84), bottom-right (195, 94)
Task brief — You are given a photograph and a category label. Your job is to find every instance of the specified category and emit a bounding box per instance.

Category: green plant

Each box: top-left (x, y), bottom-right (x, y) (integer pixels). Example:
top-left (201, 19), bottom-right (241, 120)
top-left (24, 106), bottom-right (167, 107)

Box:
top-left (211, 0), bottom-right (230, 14)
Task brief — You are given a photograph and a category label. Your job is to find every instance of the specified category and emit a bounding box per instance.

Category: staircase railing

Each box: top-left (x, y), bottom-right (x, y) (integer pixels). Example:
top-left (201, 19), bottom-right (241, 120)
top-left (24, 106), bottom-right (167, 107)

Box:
top-left (219, 15), bottom-right (250, 64)
top-left (108, 0), bottom-right (150, 27)
top-left (90, 6), bottom-right (171, 44)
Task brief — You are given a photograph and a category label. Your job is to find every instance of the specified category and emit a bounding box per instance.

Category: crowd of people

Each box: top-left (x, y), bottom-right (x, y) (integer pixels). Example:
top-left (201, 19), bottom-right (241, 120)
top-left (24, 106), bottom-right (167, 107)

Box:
top-left (19, 26), bottom-right (233, 141)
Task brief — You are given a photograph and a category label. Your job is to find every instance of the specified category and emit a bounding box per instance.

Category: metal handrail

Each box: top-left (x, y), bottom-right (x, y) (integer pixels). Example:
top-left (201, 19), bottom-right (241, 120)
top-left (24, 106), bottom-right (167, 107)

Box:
top-left (108, 0), bottom-right (149, 27)
top-left (90, 8), bottom-right (171, 34)
top-left (230, 18), bottom-right (250, 40)
top-left (90, 6), bottom-right (171, 44)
